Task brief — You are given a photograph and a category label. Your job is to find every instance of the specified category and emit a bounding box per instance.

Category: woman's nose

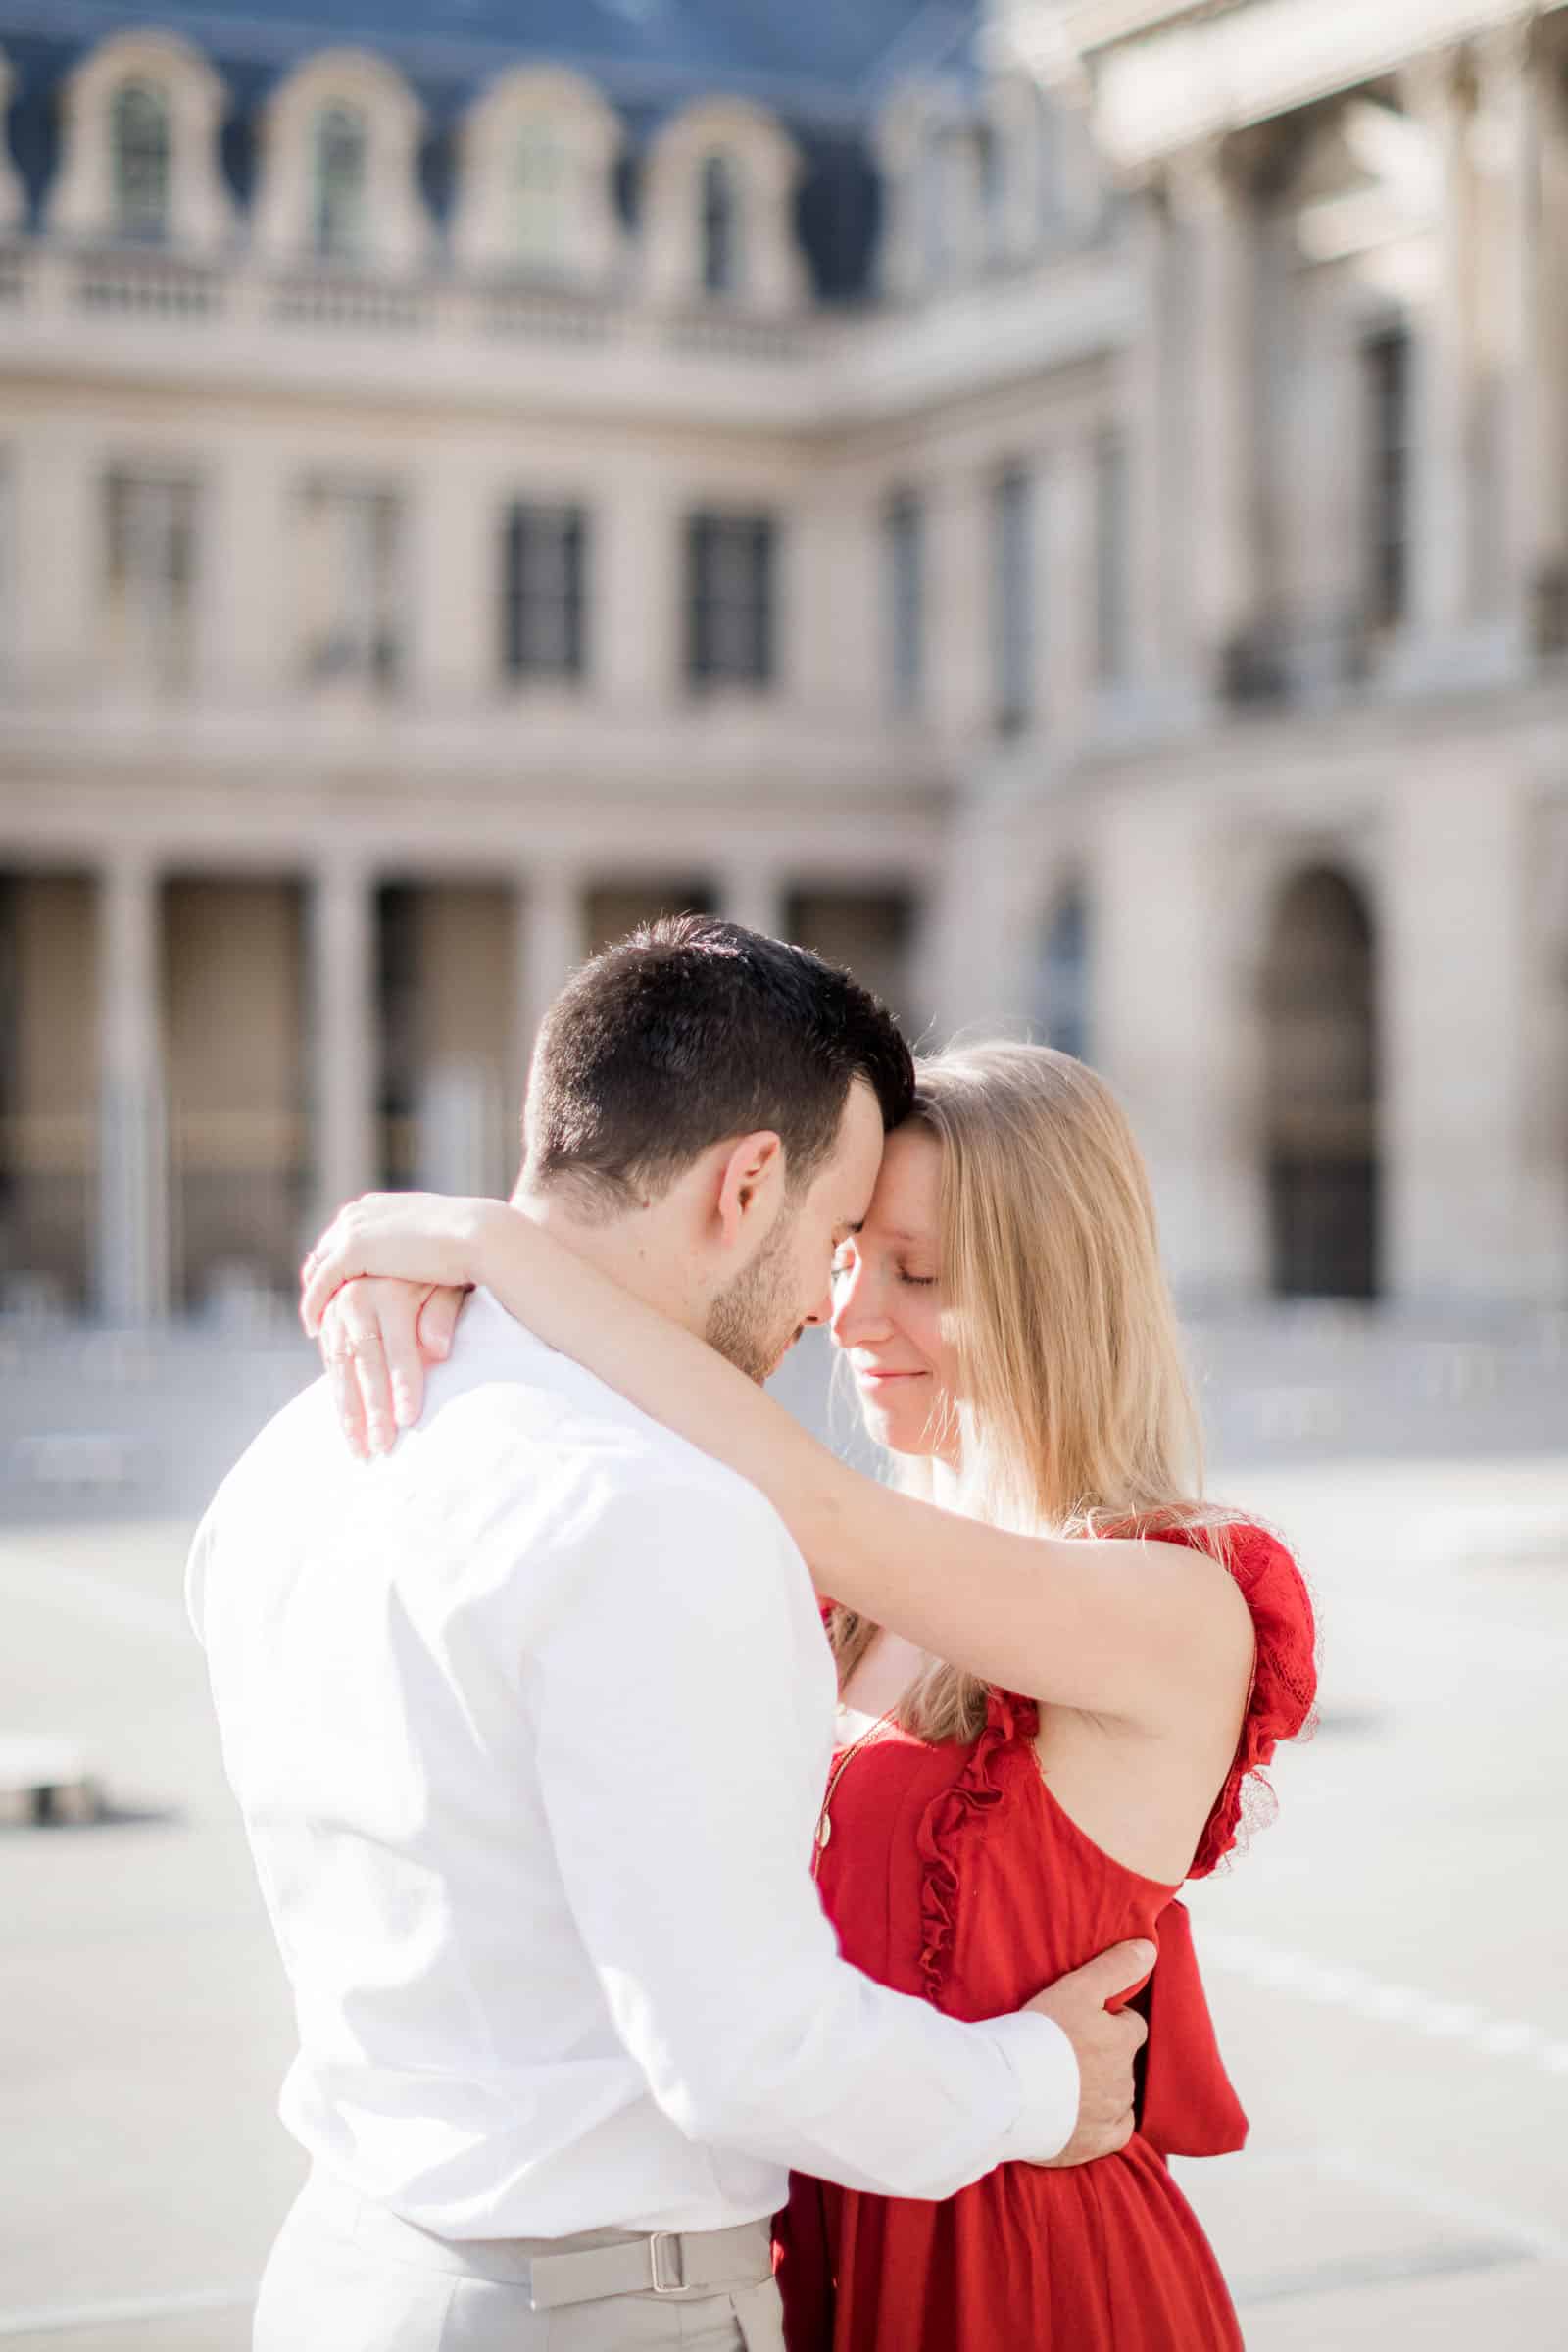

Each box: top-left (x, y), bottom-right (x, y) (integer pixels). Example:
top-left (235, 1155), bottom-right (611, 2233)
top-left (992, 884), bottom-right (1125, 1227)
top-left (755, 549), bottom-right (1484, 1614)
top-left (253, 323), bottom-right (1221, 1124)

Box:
top-left (831, 1261), bottom-right (893, 1348)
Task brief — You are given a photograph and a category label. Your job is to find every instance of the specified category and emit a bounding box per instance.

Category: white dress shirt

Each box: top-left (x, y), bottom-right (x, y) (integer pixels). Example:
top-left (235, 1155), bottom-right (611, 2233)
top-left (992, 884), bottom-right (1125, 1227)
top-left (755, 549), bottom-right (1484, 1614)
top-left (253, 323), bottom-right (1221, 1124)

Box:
top-left (188, 1289), bottom-right (1079, 2238)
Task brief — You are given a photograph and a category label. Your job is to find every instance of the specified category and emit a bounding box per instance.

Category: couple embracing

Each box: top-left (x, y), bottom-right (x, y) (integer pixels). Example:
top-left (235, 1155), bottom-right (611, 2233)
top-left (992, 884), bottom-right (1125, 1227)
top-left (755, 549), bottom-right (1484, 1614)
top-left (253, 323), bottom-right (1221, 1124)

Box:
top-left (190, 917), bottom-right (1315, 2351)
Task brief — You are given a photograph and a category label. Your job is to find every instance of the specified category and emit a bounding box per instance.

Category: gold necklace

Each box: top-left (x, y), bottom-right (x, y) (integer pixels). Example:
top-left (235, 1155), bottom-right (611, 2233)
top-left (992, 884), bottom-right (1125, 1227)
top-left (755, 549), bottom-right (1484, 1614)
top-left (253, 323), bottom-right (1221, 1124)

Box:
top-left (812, 1707), bottom-right (897, 1878)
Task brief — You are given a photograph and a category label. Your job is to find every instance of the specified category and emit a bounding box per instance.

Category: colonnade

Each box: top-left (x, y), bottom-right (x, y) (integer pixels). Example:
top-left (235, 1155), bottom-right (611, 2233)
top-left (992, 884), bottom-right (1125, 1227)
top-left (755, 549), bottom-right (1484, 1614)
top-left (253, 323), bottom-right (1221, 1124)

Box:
top-left (20, 851), bottom-right (888, 1321)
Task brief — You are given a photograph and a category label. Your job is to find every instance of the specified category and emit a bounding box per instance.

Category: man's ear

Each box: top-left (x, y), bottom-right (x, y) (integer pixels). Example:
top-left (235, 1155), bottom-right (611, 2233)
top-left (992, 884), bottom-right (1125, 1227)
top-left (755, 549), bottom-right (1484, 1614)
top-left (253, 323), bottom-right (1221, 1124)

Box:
top-left (712, 1130), bottom-right (785, 1248)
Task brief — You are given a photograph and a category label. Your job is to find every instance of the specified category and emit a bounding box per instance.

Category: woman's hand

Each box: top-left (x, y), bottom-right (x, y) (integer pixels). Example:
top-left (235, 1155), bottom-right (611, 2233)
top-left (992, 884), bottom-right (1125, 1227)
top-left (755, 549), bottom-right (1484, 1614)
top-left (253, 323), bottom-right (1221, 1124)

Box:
top-left (300, 1192), bottom-right (496, 1336)
top-left (300, 1192), bottom-right (504, 1456)
top-left (318, 1277), bottom-right (467, 1459)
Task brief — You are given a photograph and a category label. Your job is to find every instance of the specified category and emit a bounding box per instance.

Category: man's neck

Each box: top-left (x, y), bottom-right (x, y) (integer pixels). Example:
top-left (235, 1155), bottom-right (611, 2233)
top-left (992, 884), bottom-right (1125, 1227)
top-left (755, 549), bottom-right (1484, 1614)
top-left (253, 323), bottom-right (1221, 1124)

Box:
top-left (511, 1186), bottom-right (707, 1340)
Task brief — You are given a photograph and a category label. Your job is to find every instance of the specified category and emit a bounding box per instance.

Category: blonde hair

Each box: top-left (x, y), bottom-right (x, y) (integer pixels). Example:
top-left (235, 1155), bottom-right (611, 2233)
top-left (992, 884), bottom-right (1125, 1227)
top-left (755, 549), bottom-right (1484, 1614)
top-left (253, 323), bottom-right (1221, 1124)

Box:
top-left (829, 1042), bottom-right (1219, 1743)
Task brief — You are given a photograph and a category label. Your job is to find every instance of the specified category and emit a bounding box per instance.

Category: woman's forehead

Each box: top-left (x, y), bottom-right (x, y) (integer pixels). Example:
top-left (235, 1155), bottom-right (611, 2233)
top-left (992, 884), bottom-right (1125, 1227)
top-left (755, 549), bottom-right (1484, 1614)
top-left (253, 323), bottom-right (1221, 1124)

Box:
top-left (865, 1125), bottom-right (941, 1231)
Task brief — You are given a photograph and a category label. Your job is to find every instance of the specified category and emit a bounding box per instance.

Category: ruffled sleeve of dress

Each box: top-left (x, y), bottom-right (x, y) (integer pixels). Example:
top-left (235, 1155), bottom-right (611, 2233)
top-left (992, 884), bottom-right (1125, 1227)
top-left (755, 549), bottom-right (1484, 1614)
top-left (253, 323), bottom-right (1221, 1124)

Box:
top-left (914, 1686), bottom-right (1037, 2005)
top-left (1188, 1521), bottom-right (1318, 1879)
top-left (1140, 1519), bottom-right (1318, 2157)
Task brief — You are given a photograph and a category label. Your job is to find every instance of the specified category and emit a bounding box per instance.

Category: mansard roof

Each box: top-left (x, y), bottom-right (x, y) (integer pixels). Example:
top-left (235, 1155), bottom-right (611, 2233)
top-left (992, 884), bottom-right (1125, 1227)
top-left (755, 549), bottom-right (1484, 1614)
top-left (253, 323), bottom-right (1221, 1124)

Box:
top-left (0, 0), bottom-right (984, 294)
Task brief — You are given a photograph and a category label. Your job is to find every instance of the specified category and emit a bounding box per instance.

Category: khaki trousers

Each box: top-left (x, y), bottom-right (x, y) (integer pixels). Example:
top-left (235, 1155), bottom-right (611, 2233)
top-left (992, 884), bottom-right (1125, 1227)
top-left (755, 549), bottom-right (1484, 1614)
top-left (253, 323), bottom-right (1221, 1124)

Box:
top-left (253, 2175), bottom-right (786, 2352)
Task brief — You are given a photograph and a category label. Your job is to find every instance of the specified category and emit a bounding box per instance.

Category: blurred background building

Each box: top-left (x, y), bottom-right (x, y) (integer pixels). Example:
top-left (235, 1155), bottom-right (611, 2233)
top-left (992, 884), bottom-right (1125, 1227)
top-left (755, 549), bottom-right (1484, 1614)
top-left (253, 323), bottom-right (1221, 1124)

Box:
top-left (4, 19), bottom-right (1567, 2350)
top-left (0, 0), bottom-right (1564, 1326)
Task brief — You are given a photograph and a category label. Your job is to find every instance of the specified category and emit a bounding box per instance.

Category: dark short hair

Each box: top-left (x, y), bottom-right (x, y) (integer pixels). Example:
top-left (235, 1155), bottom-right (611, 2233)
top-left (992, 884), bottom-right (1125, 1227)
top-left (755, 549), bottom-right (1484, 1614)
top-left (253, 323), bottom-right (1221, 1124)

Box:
top-left (523, 915), bottom-right (914, 1217)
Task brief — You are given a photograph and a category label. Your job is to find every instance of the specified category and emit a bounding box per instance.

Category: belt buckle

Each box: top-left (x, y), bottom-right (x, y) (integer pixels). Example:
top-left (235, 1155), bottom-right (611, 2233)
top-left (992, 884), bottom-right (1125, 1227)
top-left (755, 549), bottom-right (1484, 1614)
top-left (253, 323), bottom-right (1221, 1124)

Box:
top-left (648, 2232), bottom-right (685, 2295)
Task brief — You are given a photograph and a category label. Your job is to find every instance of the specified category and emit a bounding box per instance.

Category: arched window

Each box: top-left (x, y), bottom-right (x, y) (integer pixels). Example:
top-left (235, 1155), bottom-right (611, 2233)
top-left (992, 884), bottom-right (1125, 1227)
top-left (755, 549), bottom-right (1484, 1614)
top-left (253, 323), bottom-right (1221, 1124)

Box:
top-left (700, 152), bottom-right (742, 296)
top-left (1262, 866), bottom-right (1379, 1298)
top-left (111, 81), bottom-right (172, 243)
top-left (514, 117), bottom-right (568, 271)
top-left (312, 104), bottom-right (368, 263)
top-left (1036, 889), bottom-right (1091, 1064)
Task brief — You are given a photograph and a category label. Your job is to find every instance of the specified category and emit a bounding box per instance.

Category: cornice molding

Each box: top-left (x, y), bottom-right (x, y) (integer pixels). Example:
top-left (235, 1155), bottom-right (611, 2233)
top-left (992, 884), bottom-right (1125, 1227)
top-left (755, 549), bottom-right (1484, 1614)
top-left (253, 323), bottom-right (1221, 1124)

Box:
top-left (1038, 0), bottom-right (1568, 170)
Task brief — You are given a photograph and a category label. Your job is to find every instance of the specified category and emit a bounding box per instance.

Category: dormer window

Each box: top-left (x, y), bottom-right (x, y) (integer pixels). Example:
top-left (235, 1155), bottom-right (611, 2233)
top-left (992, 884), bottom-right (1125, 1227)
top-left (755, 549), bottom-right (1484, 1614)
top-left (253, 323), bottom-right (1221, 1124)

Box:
top-left (514, 118), bottom-right (568, 272)
top-left (313, 104), bottom-right (368, 263)
top-left (644, 100), bottom-right (804, 318)
top-left (44, 30), bottom-right (232, 254)
top-left (983, 73), bottom-right (1102, 262)
top-left (876, 83), bottom-right (985, 300)
top-left (700, 153), bottom-right (741, 297)
top-left (111, 82), bottom-right (172, 243)
top-left (451, 69), bottom-right (624, 287)
top-left (252, 51), bottom-right (429, 275)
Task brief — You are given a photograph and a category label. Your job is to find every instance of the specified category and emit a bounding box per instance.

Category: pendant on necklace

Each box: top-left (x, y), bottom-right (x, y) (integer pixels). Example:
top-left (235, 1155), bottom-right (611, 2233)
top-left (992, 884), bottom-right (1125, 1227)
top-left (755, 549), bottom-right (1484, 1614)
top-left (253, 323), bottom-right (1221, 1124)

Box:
top-left (816, 1815), bottom-right (832, 1849)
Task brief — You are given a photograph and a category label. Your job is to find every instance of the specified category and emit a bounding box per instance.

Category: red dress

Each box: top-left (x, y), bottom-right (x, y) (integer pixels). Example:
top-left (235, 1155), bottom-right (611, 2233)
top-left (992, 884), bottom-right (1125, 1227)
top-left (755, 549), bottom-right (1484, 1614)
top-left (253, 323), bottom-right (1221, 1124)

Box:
top-left (779, 1523), bottom-right (1316, 2352)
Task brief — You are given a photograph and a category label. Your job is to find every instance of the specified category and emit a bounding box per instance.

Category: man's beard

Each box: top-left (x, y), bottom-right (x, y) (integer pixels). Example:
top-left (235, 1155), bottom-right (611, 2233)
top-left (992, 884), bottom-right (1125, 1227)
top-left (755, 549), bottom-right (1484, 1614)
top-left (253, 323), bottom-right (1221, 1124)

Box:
top-left (706, 1211), bottom-right (806, 1386)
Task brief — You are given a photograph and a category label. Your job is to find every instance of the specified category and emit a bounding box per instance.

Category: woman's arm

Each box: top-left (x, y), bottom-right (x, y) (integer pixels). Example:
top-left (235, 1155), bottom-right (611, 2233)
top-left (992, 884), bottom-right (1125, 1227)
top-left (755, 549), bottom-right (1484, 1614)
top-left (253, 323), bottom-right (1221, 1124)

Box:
top-left (302, 1196), bottom-right (1253, 1729)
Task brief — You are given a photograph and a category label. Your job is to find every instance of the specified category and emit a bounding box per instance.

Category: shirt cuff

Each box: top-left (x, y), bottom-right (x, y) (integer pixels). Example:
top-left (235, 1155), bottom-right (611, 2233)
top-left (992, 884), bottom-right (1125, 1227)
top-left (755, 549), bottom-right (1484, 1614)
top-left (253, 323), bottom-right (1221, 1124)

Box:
top-left (976, 2011), bottom-right (1081, 2165)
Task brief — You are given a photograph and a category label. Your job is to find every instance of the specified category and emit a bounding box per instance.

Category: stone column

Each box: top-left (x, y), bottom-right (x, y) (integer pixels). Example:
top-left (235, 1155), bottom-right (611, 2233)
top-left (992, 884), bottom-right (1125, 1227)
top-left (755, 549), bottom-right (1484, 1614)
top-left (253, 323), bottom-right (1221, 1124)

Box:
top-left (17, 425), bottom-right (97, 700)
top-left (720, 861), bottom-right (787, 940)
top-left (514, 866), bottom-right (586, 1126)
top-left (1473, 21), bottom-right (1545, 664)
top-left (1045, 434), bottom-right (1096, 746)
top-left (1536, 63), bottom-right (1568, 646)
top-left (1398, 49), bottom-right (1481, 665)
top-left (1118, 179), bottom-right (1189, 719)
top-left (1095, 796), bottom-right (1262, 1302)
top-left (413, 455), bottom-right (493, 708)
top-left (794, 478), bottom-right (878, 728)
top-left (1385, 763), bottom-right (1539, 1303)
top-left (95, 856), bottom-right (169, 1324)
top-left (923, 806), bottom-right (1039, 1043)
top-left (599, 466), bottom-right (677, 714)
top-left (308, 858), bottom-right (376, 1232)
top-left (1171, 137), bottom-right (1262, 698)
top-left (1288, 266), bottom-right (1362, 699)
top-left (929, 470), bottom-right (990, 745)
top-left (206, 444), bottom-right (291, 705)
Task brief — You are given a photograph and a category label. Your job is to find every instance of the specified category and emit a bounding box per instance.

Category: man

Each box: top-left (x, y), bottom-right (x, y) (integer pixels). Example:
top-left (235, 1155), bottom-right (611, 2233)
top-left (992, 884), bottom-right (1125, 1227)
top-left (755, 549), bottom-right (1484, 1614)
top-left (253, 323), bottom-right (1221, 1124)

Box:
top-left (190, 919), bottom-right (1151, 2351)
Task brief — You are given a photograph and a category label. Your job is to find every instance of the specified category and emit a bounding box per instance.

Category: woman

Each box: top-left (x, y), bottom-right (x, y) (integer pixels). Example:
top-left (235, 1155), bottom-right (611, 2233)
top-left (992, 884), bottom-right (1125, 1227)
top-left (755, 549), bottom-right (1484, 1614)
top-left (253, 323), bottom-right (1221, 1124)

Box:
top-left (302, 1042), bottom-right (1316, 2352)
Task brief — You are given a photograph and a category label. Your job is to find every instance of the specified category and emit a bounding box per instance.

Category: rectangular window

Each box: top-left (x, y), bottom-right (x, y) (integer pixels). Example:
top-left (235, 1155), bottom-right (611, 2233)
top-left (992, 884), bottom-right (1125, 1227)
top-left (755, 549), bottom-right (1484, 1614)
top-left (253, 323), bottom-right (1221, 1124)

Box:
top-left (299, 480), bottom-right (403, 690)
top-left (1364, 328), bottom-right (1409, 636)
top-left (104, 468), bottom-right (200, 689)
top-left (992, 466), bottom-right (1034, 735)
top-left (502, 503), bottom-right (588, 682)
top-left (1093, 431), bottom-right (1128, 687)
top-left (884, 490), bottom-right (924, 715)
top-left (686, 511), bottom-right (775, 689)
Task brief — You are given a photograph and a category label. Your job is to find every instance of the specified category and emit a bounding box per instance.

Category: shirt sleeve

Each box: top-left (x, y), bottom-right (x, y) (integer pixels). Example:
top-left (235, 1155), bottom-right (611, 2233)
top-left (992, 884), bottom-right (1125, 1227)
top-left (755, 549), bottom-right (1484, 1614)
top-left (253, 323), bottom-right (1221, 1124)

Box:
top-left (525, 1471), bottom-right (1079, 2199)
top-left (184, 1503), bottom-right (217, 1648)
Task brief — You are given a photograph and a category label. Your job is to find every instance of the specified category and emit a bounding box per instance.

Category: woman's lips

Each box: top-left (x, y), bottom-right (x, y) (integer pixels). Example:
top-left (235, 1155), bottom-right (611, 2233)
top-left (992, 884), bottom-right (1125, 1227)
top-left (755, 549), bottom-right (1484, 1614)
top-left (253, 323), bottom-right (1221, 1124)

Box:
top-left (855, 1368), bottom-right (927, 1386)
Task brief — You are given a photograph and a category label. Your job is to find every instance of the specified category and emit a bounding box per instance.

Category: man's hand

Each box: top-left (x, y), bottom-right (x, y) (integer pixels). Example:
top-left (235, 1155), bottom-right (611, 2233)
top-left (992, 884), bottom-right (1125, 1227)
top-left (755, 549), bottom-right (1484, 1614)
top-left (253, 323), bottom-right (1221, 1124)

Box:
top-left (1024, 1939), bottom-right (1152, 2167)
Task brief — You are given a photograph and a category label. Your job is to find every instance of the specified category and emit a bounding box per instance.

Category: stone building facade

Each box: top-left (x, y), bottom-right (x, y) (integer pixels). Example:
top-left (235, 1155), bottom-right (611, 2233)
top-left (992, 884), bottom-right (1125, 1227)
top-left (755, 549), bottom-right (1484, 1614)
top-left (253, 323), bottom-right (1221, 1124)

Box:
top-left (0, 0), bottom-right (1563, 1321)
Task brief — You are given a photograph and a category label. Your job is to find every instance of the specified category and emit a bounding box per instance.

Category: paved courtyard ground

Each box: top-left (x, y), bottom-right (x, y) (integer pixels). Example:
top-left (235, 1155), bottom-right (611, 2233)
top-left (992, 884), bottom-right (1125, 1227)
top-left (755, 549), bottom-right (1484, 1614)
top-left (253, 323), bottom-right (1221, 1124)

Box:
top-left (1, 1317), bottom-right (1565, 2347)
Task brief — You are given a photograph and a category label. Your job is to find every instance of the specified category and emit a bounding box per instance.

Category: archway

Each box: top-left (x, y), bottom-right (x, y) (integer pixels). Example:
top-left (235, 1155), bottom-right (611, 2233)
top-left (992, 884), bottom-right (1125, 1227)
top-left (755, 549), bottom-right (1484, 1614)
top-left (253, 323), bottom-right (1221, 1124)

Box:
top-left (1262, 865), bottom-right (1379, 1298)
top-left (1033, 886), bottom-right (1091, 1064)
